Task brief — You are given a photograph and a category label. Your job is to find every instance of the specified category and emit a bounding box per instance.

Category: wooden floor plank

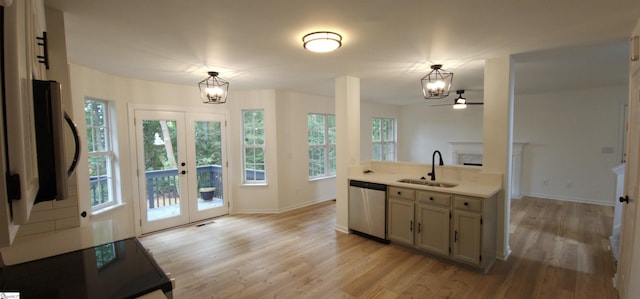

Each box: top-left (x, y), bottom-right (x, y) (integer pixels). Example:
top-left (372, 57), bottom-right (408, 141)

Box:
top-left (140, 197), bottom-right (618, 299)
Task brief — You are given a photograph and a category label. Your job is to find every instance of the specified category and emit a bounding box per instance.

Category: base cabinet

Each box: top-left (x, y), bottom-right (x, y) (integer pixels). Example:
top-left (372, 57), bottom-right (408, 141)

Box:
top-left (416, 203), bottom-right (450, 256)
top-left (387, 187), bottom-right (416, 245)
top-left (387, 186), bottom-right (497, 272)
top-left (452, 194), bottom-right (496, 271)
top-left (453, 210), bottom-right (482, 265)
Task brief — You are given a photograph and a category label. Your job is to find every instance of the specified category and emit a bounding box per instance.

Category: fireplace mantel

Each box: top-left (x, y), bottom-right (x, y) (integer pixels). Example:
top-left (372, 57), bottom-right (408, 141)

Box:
top-left (449, 142), bottom-right (526, 199)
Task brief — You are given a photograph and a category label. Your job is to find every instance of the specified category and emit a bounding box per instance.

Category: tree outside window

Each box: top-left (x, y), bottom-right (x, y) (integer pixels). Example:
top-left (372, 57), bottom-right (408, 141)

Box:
top-left (372, 117), bottom-right (396, 161)
top-left (308, 113), bottom-right (336, 178)
top-left (243, 110), bottom-right (265, 183)
top-left (85, 99), bottom-right (117, 210)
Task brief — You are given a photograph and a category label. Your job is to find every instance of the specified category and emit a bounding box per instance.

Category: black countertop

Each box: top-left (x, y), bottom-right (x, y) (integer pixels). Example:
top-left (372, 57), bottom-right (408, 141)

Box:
top-left (0, 237), bottom-right (171, 299)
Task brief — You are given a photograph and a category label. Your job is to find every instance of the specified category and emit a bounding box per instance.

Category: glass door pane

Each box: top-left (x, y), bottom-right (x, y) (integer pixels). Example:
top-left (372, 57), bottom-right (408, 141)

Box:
top-left (143, 119), bottom-right (181, 221)
top-left (194, 120), bottom-right (224, 211)
top-left (135, 110), bottom-right (189, 234)
top-left (187, 113), bottom-right (228, 222)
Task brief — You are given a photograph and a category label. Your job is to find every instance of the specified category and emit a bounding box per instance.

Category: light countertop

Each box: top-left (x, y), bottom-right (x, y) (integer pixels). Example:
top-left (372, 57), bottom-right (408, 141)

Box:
top-left (349, 170), bottom-right (501, 198)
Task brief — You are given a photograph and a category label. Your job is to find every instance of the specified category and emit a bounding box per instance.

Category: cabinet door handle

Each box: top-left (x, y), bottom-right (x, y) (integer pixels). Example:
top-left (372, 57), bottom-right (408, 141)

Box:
top-left (410, 220), bottom-right (413, 232)
top-left (429, 197), bottom-right (434, 201)
top-left (455, 230), bottom-right (458, 242)
top-left (620, 196), bottom-right (630, 203)
top-left (418, 222), bottom-right (422, 233)
top-left (397, 191), bottom-right (402, 196)
top-left (464, 202), bottom-right (469, 206)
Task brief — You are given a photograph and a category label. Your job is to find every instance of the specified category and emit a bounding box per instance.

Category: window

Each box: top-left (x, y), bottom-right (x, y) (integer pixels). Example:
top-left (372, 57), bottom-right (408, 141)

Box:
top-left (308, 113), bottom-right (336, 178)
top-left (372, 117), bottom-right (396, 161)
top-left (85, 99), bottom-right (117, 210)
top-left (243, 110), bottom-right (265, 183)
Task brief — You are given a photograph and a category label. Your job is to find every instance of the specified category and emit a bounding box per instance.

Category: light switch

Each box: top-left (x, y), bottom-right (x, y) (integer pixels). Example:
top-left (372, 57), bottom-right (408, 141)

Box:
top-left (602, 146), bottom-right (614, 154)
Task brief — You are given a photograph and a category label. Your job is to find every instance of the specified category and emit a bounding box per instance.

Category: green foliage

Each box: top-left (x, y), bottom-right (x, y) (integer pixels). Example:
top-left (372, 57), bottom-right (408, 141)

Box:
top-left (142, 120), bottom-right (178, 170)
top-left (308, 113), bottom-right (336, 177)
top-left (85, 100), bottom-right (112, 207)
top-left (243, 110), bottom-right (265, 176)
top-left (372, 117), bottom-right (395, 161)
top-left (194, 121), bottom-right (223, 166)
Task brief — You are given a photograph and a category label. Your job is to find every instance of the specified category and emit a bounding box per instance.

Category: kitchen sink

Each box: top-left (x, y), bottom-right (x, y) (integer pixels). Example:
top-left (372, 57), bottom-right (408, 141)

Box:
top-left (397, 178), bottom-right (458, 188)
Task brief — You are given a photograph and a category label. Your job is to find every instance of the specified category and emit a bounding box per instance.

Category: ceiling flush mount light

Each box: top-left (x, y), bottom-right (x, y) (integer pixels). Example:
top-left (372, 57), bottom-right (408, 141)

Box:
top-left (198, 71), bottom-right (229, 104)
top-left (303, 31), bottom-right (342, 53)
top-left (421, 64), bottom-right (453, 99)
top-left (453, 90), bottom-right (467, 109)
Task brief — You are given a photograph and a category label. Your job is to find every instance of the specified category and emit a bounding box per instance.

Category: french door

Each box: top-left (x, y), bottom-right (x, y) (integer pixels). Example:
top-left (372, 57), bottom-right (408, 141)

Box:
top-left (135, 110), bottom-right (228, 234)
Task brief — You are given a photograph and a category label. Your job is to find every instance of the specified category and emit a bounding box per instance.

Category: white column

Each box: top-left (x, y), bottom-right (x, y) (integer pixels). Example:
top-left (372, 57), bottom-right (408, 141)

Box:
top-left (483, 56), bottom-right (514, 260)
top-left (335, 76), bottom-right (360, 233)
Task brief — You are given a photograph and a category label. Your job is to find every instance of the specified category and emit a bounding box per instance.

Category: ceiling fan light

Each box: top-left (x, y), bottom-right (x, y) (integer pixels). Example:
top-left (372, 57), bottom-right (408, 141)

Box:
top-left (453, 89), bottom-right (467, 109)
top-left (303, 31), bottom-right (342, 53)
top-left (453, 102), bottom-right (467, 109)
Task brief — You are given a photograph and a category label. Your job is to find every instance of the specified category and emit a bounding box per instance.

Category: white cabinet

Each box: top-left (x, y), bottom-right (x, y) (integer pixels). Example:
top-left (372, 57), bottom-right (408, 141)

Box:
top-left (387, 187), bottom-right (452, 258)
top-left (415, 190), bottom-right (451, 256)
top-left (386, 185), bottom-right (497, 272)
top-left (387, 187), bottom-right (415, 245)
top-left (453, 209), bottom-right (482, 265)
top-left (452, 194), bottom-right (497, 271)
top-left (1, 0), bottom-right (47, 246)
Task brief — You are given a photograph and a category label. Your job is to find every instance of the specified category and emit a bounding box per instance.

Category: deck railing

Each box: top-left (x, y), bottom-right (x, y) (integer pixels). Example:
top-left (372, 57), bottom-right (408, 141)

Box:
top-left (89, 165), bottom-right (264, 209)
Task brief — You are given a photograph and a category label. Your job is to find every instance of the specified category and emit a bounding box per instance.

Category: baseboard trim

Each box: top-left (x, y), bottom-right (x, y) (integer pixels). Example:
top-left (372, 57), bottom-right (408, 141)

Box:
top-left (496, 247), bottom-right (512, 261)
top-left (234, 198), bottom-right (335, 214)
top-left (334, 224), bottom-right (349, 234)
top-left (524, 192), bottom-right (615, 207)
top-left (278, 198), bottom-right (334, 213)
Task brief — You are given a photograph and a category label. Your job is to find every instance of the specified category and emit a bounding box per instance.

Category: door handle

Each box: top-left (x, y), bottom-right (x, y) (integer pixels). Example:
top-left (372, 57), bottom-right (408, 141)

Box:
top-left (620, 195), bottom-right (630, 203)
top-left (64, 112), bottom-right (81, 177)
top-left (418, 222), bottom-right (422, 233)
top-left (410, 220), bottom-right (413, 232)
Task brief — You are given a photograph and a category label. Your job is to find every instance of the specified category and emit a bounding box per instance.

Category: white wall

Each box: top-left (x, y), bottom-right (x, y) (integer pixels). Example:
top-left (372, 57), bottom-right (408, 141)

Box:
top-left (515, 86), bottom-right (627, 205)
top-left (275, 90), bottom-right (336, 212)
top-left (394, 86), bottom-right (627, 206)
top-left (398, 103), bottom-right (483, 163)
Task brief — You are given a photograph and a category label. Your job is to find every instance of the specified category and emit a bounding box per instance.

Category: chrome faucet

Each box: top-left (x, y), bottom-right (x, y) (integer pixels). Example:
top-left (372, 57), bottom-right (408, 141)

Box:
top-left (427, 150), bottom-right (444, 181)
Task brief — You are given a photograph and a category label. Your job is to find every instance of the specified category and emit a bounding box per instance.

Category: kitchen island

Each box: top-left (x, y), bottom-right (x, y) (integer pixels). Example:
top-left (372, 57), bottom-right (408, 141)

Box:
top-left (348, 161), bottom-right (502, 272)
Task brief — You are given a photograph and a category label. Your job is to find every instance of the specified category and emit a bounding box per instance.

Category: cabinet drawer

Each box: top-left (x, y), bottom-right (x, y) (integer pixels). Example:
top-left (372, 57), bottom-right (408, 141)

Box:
top-left (454, 196), bottom-right (482, 212)
top-left (417, 191), bottom-right (451, 207)
top-left (388, 187), bottom-right (415, 200)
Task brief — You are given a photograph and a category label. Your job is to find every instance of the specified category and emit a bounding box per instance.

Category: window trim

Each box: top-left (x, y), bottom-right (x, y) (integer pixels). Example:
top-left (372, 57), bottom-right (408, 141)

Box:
top-left (242, 109), bottom-right (266, 184)
top-left (85, 98), bottom-right (119, 212)
top-left (308, 113), bottom-right (336, 179)
top-left (372, 117), bottom-right (396, 161)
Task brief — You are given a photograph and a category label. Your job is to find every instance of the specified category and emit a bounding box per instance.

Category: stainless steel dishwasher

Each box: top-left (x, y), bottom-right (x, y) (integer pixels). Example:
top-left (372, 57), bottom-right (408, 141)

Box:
top-left (348, 180), bottom-right (388, 243)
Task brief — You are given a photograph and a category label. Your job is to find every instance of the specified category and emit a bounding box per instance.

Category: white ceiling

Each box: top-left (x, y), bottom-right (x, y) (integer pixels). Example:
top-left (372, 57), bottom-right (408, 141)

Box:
top-left (45, 0), bottom-right (640, 105)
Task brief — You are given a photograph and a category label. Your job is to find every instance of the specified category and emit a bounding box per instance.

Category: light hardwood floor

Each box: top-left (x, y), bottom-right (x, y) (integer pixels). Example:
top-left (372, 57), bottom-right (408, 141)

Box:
top-left (140, 196), bottom-right (618, 299)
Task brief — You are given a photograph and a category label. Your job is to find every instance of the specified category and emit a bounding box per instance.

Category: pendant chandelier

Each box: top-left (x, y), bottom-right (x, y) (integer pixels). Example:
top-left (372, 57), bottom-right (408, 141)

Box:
top-left (198, 71), bottom-right (229, 104)
top-left (421, 64), bottom-right (453, 99)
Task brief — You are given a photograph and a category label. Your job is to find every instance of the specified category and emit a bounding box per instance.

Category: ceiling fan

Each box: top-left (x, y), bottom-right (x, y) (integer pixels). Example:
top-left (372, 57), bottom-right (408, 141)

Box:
top-left (430, 89), bottom-right (483, 109)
